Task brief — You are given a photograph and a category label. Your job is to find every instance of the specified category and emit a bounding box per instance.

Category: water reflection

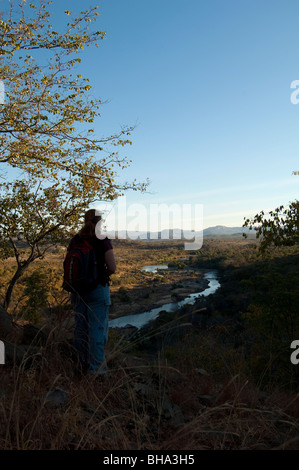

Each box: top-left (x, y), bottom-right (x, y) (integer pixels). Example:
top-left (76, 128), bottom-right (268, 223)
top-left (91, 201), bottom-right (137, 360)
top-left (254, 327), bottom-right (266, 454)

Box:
top-left (140, 265), bottom-right (168, 273)
top-left (109, 269), bottom-right (220, 329)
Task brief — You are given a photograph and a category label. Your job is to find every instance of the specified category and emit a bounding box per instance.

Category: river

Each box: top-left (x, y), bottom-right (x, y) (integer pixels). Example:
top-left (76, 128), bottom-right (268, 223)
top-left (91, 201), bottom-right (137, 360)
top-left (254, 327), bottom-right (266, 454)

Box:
top-left (109, 266), bottom-right (220, 330)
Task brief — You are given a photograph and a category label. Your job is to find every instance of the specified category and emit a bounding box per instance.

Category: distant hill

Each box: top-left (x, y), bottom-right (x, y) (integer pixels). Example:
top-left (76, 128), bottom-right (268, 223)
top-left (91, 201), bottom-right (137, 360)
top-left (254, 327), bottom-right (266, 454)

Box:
top-left (105, 225), bottom-right (253, 240)
top-left (203, 225), bottom-right (251, 237)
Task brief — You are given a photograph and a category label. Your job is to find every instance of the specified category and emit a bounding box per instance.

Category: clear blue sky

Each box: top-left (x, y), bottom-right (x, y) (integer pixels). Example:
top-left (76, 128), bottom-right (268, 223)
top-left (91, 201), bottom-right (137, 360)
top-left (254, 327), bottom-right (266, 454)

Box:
top-left (52, 1), bottom-right (299, 230)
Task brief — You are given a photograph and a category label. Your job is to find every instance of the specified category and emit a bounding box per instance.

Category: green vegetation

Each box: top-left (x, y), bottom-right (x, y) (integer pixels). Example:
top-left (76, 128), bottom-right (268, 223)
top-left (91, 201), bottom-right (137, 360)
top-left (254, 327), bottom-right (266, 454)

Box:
top-left (117, 286), bottom-right (132, 303)
top-left (243, 200), bottom-right (299, 253)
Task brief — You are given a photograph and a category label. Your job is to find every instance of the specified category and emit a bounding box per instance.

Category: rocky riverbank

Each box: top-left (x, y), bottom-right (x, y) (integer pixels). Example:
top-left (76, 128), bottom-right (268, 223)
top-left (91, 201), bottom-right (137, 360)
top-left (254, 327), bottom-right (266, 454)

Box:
top-left (109, 268), bottom-right (210, 320)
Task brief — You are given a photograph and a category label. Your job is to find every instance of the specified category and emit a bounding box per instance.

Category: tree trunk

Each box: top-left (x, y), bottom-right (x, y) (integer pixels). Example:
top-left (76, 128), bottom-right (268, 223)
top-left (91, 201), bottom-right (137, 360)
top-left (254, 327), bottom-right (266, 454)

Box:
top-left (0, 304), bottom-right (12, 339)
top-left (3, 264), bottom-right (26, 311)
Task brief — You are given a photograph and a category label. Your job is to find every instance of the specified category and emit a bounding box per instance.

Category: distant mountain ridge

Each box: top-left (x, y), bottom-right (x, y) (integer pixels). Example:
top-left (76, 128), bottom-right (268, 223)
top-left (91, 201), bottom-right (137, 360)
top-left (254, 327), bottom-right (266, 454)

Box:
top-left (104, 225), bottom-right (252, 240)
top-left (203, 225), bottom-right (251, 236)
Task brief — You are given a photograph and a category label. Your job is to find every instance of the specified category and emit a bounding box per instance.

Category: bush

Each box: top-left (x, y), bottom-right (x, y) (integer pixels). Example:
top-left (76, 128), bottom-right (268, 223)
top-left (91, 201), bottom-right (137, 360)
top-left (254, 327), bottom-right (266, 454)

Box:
top-left (22, 270), bottom-right (49, 323)
top-left (117, 286), bottom-right (132, 303)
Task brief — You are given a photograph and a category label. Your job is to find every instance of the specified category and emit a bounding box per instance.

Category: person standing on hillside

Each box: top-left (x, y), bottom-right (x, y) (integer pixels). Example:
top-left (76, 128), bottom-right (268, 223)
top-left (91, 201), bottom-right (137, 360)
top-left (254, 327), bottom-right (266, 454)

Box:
top-left (68, 209), bottom-right (116, 378)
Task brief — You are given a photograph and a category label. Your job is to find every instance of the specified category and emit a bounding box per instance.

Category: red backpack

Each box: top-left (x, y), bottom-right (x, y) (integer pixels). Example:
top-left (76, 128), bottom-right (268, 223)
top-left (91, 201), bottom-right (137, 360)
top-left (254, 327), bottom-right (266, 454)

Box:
top-left (62, 237), bottom-right (99, 295)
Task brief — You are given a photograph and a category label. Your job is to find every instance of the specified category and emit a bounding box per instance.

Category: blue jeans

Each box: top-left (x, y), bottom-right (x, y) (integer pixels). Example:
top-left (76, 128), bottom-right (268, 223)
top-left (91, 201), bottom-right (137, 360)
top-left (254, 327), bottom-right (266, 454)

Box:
top-left (71, 284), bottom-right (111, 375)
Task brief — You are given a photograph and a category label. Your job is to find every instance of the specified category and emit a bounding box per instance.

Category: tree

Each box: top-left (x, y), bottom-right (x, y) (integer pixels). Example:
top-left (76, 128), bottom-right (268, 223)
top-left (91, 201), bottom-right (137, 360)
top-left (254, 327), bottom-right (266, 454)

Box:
top-left (243, 200), bottom-right (299, 253)
top-left (0, 177), bottom-right (93, 310)
top-left (0, 1), bottom-right (148, 338)
top-left (0, 0), bottom-right (147, 189)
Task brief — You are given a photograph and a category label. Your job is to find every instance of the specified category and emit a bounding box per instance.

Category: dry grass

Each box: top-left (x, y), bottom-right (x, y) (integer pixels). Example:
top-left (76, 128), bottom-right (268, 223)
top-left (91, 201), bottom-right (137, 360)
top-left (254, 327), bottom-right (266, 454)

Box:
top-left (0, 315), bottom-right (298, 451)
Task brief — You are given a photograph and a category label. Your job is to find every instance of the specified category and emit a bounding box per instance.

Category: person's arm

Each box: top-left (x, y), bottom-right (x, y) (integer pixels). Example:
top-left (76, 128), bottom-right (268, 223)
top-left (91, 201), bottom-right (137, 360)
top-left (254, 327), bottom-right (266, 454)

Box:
top-left (105, 249), bottom-right (116, 274)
